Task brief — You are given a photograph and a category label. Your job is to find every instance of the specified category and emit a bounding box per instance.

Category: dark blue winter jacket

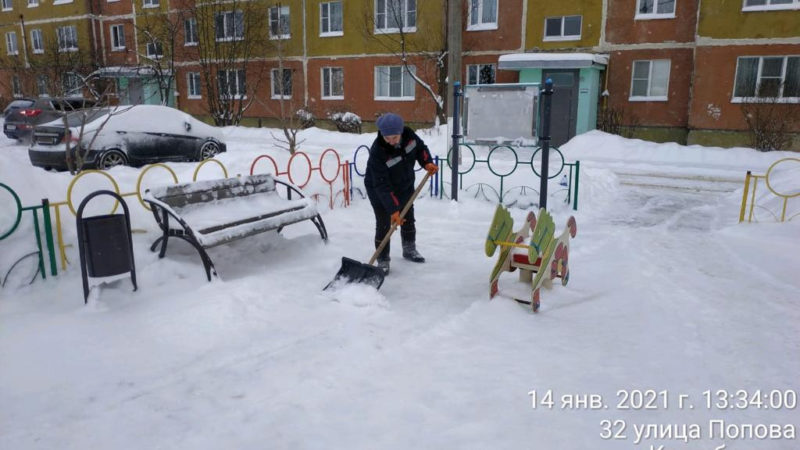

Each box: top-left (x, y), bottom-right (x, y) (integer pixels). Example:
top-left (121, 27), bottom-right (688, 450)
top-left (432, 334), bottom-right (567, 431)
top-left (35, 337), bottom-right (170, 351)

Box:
top-left (364, 126), bottom-right (433, 213)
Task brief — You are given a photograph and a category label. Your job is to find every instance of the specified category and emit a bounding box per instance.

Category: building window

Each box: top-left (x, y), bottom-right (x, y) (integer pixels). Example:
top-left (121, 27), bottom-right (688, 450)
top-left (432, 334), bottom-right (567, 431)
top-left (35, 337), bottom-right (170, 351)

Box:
top-left (62, 72), bottom-right (81, 96)
top-left (322, 67), bottom-right (344, 99)
top-left (184, 18), bottom-right (198, 45)
top-left (467, 0), bottom-right (498, 30)
top-left (375, 65), bottom-right (415, 100)
top-left (630, 59), bottom-right (670, 101)
top-left (6, 32), bottom-right (18, 55)
top-left (12, 75), bottom-right (21, 97)
top-left (37, 74), bottom-right (48, 96)
top-left (467, 64), bottom-right (496, 85)
top-left (215, 11), bottom-right (244, 41)
top-left (320, 1), bottom-right (343, 36)
top-left (269, 6), bottom-right (290, 39)
top-left (271, 68), bottom-right (292, 99)
top-left (544, 15), bottom-right (582, 41)
top-left (28, 0), bottom-right (39, 7)
top-left (743, 0), bottom-right (799, 11)
top-left (146, 41), bottom-right (163, 59)
top-left (143, 0), bottom-right (159, 7)
top-left (2, 0), bottom-right (12, 10)
top-left (57, 25), bottom-right (78, 52)
top-left (218, 69), bottom-right (245, 98)
top-left (110, 24), bottom-right (125, 50)
top-left (31, 29), bottom-right (43, 54)
top-left (636, 0), bottom-right (676, 18)
top-left (375, 0), bottom-right (416, 33)
top-left (187, 72), bottom-right (201, 98)
top-left (733, 56), bottom-right (800, 100)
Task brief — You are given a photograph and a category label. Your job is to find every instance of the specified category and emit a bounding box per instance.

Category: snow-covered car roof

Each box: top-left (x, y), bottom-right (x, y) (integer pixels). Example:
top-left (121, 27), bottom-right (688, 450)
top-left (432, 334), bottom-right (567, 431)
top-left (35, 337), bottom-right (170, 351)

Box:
top-left (38, 104), bottom-right (223, 141)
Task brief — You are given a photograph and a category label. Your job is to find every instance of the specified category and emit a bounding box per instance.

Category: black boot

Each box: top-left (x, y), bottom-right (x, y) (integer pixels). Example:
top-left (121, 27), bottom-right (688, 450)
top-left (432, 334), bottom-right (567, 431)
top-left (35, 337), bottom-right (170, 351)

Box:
top-left (377, 256), bottom-right (390, 275)
top-left (402, 242), bottom-right (425, 263)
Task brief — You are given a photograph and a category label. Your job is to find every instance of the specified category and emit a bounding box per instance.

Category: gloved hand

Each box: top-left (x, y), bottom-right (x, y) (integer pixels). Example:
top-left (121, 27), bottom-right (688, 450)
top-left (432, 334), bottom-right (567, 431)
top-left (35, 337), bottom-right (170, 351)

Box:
top-left (424, 163), bottom-right (439, 175)
top-left (391, 211), bottom-right (406, 226)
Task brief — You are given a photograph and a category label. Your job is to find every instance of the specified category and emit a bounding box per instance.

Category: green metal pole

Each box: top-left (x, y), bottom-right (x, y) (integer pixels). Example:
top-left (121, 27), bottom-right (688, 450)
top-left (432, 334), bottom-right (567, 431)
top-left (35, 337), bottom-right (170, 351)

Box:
top-left (41, 199), bottom-right (57, 276)
top-left (30, 208), bottom-right (46, 280)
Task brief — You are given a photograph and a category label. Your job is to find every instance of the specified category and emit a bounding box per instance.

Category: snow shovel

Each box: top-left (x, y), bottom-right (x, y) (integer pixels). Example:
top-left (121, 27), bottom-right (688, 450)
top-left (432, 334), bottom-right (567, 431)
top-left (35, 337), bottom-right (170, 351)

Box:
top-left (325, 172), bottom-right (432, 290)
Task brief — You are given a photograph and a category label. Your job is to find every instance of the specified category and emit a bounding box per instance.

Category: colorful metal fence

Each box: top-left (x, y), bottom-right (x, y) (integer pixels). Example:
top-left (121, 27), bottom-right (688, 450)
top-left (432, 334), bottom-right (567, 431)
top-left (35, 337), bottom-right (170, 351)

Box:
top-left (0, 183), bottom-right (57, 286)
top-left (347, 143), bottom-right (579, 210)
top-left (739, 157), bottom-right (800, 223)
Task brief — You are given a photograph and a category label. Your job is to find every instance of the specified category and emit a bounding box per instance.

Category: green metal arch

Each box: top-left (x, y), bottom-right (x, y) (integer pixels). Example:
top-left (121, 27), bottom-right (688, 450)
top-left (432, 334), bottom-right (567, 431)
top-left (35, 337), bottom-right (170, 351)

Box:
top-left (0, 183), bottom-right (23, 241)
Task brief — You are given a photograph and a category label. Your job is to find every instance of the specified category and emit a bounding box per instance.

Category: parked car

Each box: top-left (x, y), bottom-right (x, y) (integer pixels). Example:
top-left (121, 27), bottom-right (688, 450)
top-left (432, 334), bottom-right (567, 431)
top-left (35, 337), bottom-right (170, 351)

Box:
top-left (28, 104), bottom-right (226, 171)
top-left (4, 97), bottom-right (97, 142)
top-left (3, 97), bottom-right (35, 119)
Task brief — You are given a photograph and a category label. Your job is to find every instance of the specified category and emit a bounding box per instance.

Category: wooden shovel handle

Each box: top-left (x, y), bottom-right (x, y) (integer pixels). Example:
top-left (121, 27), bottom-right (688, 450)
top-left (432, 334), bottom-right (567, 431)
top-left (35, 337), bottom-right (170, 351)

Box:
top-left (367, 171), bottom-right (432, 265)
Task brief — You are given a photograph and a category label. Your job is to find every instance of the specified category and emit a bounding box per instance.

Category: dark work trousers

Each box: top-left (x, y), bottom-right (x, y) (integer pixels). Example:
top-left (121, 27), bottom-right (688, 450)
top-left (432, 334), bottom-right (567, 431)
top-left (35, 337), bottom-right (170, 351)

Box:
top-left (367, 188), bottom-right (416, 261)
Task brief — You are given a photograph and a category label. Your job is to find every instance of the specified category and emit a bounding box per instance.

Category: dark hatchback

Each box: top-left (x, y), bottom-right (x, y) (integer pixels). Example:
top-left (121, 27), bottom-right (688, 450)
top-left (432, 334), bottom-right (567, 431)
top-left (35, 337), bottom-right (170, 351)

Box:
top-left (4, 97), bottom-right (97, 142)
top-left (28, 104), bottom-right (226, 171)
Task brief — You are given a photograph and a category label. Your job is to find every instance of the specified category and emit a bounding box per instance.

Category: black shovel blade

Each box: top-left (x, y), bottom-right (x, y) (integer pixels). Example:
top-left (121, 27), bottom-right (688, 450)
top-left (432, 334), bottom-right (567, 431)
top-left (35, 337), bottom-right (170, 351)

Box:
top-left (324, 257), bottom-right (385, 290)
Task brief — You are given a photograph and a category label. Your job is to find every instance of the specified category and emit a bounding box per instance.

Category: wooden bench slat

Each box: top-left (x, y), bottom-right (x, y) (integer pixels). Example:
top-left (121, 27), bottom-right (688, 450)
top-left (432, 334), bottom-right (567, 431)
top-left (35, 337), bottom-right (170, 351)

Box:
top-left (198, 205), bottom-right (307, 234)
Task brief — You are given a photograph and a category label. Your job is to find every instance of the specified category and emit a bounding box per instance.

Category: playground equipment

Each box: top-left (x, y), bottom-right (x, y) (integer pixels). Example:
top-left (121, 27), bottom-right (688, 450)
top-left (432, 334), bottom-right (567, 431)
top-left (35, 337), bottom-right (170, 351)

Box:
top-left (485, 205), bottom-right (577, 312)
top-left (739, 157), bottom-right (799, 223)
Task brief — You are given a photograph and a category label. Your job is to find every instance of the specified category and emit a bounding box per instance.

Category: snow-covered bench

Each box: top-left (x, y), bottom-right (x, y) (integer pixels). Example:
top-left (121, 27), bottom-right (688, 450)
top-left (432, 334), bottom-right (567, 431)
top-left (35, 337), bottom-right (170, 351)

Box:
top-left (144, 174), bottom-right (327, 280)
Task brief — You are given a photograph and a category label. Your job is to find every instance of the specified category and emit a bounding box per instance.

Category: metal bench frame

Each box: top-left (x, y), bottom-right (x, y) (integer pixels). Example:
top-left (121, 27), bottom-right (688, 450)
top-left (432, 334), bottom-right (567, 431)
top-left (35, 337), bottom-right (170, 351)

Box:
top-left (144, 175), bottom-right (327, 280)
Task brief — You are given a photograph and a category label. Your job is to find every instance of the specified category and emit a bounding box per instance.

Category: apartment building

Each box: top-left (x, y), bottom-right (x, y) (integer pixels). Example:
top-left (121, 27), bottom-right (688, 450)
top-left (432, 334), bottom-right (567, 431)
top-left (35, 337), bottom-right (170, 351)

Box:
top-left (0, 0), bottom-right (797, 149)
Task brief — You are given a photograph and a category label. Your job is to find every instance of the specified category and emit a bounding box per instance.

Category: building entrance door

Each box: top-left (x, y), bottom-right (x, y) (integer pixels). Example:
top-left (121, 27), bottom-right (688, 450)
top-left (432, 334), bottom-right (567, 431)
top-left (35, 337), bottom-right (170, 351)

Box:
top-left (542, 70), bottom-right (579, 147)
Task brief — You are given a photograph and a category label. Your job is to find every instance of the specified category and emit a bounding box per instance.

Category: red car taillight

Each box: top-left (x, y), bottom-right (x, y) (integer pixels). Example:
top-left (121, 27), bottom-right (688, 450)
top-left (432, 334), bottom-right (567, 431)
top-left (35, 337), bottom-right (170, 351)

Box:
top-left (19, 108), bottom-right (42, 117)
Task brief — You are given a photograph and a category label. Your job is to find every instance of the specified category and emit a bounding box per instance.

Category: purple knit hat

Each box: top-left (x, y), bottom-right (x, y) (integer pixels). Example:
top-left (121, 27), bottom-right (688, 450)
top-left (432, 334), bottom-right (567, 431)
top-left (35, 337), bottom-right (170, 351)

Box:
top-left (376, 113), bottom-right (404, 136)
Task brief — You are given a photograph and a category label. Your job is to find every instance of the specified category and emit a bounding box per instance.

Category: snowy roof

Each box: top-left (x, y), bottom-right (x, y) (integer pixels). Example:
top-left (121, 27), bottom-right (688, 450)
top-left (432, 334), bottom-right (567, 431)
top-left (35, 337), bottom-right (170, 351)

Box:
top-left (90, 66), bottom-right (165, 78)
top-left (498, 53), bottom-right (609, 70)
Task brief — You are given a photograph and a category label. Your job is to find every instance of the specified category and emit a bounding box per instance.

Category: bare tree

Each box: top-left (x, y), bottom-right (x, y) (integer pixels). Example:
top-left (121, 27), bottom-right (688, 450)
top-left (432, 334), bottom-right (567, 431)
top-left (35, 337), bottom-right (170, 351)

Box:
top-left (740, 89), bottom-right (799, 152)
top-left (255, 3), bottom-right (306, 153)
top-left (360, 0), bottom-right (447, 124)
top-left (135, 9), bottom-right (183, 106)
top-left (188, 0), bottom-right (269, 126)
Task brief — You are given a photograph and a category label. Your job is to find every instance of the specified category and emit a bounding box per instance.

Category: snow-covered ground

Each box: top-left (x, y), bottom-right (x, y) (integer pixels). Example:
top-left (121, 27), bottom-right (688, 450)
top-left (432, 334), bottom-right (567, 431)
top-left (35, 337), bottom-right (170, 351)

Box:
top-left (1, 124), bottom-right (798, 450)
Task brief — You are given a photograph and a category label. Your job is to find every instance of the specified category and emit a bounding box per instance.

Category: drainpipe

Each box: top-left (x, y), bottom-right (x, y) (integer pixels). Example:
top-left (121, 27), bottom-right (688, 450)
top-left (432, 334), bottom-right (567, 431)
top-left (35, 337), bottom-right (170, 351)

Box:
top-left (302, 0), bottom-right (308, 107)
top-left (18, 14), bottom-right (29, 69)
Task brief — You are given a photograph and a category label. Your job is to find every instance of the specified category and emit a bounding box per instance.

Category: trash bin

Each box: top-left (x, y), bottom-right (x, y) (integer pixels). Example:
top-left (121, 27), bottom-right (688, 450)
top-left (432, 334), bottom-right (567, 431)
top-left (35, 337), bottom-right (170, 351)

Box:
top-left (76, 190), bottom-right (137, 303)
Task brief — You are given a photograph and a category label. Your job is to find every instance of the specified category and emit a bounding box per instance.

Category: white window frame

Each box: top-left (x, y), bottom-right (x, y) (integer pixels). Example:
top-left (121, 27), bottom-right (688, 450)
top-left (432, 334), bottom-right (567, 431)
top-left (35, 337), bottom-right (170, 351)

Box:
top-left (374, 0), bottom-right (416, 34)
top-left (187, 72), bottom-right (202, 99)
top-left (629, 59), bottom-right (671, 101)
top-left (110, 24), bottom-right (125, 51)
top-left (215, 11), bottom-right (244, 42)
top-left (184, 18), bottom-right (198, 46)
top-left (466, 64), bottom-right (496, 85)
top-left (374, 65), bottom-right (416, 101)
top-left (37, 74), bottom-right (49, 97)
top-left (269, 5), bottom-right (291, 39)
top-left (732, 55), bottom-right (800, 103)
top-left (271, 68), bottom-right (293, 99)
top-left (11, 75), bottom-right (21, 98)
top-left (635, 0), bottom-right (677, 19)
top-left (31, 29), bottom-right (43, 54)
top-left (742, 0), bottom-right (799, 11)
top-left (5, 32), bottom-right (18, 56)
top-left (321, 66), bottom-right (344, 99)
top-left (218, 69), bottom-right (245, 99)
top-left (320, 1), bottom-right (343, 37)
top-left (146, 41), bottom-right (163, 59)
top-left (62, 72), bottom-right (81, 96)
top-left (28, 0), bottom-right (39, 7)
top-left (467, 0), bottom-right (498, 31)
top-left (543, 15), bottom-right (582, 41)
top-left (53, 0), bottom-right (74, 4)
top-left (2, 0), bottom-right (12, 11)
top-left (57, 25), bottom-right (78, 52)
top-left (143, 0), bottom-right (159, 8)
